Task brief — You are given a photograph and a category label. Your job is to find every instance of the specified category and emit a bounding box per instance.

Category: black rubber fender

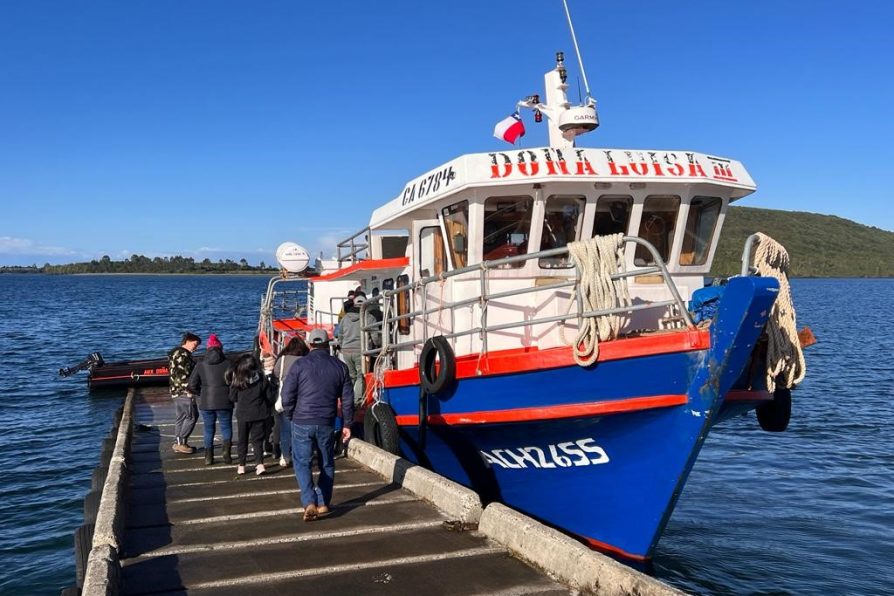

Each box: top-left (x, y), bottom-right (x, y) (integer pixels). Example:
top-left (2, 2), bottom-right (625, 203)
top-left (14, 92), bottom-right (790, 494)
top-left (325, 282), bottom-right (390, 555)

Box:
top-left (73, 523), bottom-right (94, 588)
top-left (364, 401), bottom-right (400, 455)
top-left (419, 336), bottom-right (456, 395)
top-left (757, 386), bottom-right (792, 432)
top-left (83, 489), bottom-right (102, 524)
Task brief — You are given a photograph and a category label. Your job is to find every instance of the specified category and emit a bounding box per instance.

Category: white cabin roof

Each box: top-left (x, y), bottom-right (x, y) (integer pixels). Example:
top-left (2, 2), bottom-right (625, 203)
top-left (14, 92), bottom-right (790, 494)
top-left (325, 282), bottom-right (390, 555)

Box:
top-left (369, 147), bottom-right (755, 230)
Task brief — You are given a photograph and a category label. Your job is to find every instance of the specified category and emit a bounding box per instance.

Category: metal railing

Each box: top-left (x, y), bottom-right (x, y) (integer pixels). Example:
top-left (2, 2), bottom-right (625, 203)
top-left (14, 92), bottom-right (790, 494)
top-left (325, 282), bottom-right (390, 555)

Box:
top-left (357, 236), bottom-right (693, 372)
top-left (337, 227), bottom-right (370, 263)
top-left (740, 233), bottom-right (761, 276)
top-left (259, 275), bottom-right (310, 355)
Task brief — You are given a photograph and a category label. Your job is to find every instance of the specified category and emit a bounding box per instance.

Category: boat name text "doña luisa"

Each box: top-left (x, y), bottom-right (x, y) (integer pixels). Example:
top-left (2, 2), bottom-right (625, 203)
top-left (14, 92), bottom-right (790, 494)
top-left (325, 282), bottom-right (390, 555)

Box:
top-left (489, 148), bottom-right (738, 181)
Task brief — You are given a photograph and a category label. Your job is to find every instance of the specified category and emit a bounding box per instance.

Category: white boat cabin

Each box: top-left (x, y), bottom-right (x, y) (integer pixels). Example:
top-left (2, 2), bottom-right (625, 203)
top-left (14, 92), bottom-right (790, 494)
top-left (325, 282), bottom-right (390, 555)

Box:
top-left (301, 57), bottom-right (757, 373)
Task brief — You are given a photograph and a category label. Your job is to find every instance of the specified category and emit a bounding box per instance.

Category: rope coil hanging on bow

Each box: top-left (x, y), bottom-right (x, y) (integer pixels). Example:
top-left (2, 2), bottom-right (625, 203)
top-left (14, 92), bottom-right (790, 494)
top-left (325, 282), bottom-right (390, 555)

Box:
top-left (567, 234), bottom-right (631, 366)
top-left (750, 233), bottom-right (806, 391)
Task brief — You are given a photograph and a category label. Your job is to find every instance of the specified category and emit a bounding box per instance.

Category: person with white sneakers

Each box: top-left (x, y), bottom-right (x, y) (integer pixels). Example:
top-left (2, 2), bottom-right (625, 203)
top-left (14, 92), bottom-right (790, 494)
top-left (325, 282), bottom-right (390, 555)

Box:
top-left (227, 353), bottom-right (276, 476)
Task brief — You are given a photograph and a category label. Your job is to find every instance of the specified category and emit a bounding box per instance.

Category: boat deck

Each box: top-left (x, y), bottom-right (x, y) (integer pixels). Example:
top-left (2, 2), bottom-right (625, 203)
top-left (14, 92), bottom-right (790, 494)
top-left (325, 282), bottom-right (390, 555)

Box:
top-left (119, 387), bottom-right (570, 594)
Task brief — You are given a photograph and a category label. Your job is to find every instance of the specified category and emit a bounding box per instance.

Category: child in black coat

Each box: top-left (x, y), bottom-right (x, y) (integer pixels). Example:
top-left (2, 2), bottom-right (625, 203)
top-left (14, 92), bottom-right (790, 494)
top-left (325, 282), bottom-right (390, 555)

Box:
top-left (228, 354), bottom-right (276, 475)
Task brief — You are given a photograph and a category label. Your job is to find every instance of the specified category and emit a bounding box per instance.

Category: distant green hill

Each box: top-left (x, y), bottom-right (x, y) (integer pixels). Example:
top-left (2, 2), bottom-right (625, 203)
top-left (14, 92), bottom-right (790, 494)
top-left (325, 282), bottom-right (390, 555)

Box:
top-left (712, 207), bottom-right (894, 277)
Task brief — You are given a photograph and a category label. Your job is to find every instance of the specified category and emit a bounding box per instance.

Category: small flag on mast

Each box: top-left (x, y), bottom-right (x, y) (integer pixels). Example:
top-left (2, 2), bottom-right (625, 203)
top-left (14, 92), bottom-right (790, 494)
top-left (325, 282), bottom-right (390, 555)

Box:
top-left (494, 112), bottom-right (525, 144)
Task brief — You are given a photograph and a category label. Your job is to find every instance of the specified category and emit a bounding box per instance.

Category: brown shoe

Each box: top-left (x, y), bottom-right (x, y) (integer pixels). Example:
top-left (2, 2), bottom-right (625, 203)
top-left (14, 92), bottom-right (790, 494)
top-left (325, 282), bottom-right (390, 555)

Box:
top-left (173, 443), bottom-right (193, 454)
top-left (303, 504), bottom-right (318, 522)
top-left (316, 504), bottom-right (330, 516)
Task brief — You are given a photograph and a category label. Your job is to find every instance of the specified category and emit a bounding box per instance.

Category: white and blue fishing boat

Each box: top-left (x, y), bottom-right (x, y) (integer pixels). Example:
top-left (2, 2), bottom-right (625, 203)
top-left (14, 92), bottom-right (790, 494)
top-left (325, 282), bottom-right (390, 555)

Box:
top-left (258, 8), bottom-right (808, 563)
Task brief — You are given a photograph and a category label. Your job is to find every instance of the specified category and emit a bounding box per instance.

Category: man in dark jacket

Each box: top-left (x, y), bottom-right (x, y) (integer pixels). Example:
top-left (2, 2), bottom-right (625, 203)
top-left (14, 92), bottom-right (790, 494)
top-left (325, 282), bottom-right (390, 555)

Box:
top-left (187, 334), bottom-right (234, 465)
top-left (169, 332), bottom-right (200, 454)
top-left (281, 328), bottom-right (354, 521)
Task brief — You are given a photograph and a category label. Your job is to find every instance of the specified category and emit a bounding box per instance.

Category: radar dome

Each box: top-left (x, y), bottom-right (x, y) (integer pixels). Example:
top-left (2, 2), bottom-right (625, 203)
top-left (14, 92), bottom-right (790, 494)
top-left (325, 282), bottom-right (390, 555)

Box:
top-left (275, 242), bottom-right (310, 273)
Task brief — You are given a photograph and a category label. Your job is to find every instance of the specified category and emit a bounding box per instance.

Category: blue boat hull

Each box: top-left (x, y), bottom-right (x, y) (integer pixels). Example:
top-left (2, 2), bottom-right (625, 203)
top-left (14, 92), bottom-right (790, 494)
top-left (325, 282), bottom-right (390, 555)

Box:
top-left (376, 276), bottom-right (780, 560)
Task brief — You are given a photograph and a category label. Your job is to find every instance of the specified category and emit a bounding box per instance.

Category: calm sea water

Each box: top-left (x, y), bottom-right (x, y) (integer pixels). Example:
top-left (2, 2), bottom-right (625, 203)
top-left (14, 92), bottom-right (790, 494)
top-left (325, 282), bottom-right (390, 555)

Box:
top-left (0, 275), bottom-right (891, 594)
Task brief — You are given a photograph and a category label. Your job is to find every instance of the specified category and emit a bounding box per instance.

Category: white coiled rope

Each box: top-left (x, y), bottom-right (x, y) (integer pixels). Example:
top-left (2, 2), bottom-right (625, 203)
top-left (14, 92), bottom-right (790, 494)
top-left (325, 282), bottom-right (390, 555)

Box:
top-left (751, 233), bottom-right (806, 391)
top-left (567, 234), bottom-right (631, 366)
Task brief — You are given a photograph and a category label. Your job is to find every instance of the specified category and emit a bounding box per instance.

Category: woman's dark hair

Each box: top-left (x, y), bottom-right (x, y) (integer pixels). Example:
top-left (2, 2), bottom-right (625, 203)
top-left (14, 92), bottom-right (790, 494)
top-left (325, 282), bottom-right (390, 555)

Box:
top-left (281, 336), bottom-right (309, 357)
top-left (229, 354), bottom-right (262, 391)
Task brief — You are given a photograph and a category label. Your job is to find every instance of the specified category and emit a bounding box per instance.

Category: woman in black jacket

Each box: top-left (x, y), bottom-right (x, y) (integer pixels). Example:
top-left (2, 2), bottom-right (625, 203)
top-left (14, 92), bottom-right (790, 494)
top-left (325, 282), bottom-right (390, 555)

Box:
top-left (228, 353), bottom-right (276, 475)
top-left (187, 334), bottom-right (234, 465)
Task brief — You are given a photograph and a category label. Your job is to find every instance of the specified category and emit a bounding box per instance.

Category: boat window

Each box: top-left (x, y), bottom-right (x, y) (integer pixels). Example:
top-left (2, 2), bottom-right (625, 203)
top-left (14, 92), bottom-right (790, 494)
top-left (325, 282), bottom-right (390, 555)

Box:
top-left (442, 200), bottom-right (469, 269)
top-left (634, 195), bottom-right (680, 265)
top-left (483, 196), bottom-right (533, 268)
top-left (539, 195), bottom-right (584, 268)
top-left (395, 273), bottom-right (411, 335)
top-left (592, 196), bottom-right (632, 237)
top-left (680, 196), bottom-right (722, 266)
top-left (419, 225), bottom-right (447, 277)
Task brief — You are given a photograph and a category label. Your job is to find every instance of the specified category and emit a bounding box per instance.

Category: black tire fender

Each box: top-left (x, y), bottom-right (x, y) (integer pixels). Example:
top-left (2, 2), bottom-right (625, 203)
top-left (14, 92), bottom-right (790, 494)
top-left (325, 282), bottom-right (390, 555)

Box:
top-left (757, 386), bottom-right (792, 432)
top-left (364, 401), bottom-right (400, 455)
top-left (419, 336), bottom-right (456, 395)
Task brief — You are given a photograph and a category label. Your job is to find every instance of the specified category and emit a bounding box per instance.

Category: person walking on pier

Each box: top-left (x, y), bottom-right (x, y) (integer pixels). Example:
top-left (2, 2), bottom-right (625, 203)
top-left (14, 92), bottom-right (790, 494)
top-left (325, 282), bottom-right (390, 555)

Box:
top-left (169, 332), bottom-right (201, 454)
top-left (188, 334), bottom-right (234, 465)
top-left (228, 353), bottom-right (276, 475)
top-left (271, 336), bottom-right (309, 467)
top-left (338, 293), bottom-right (377, 406)
top-left (281, 328), bottom-right (353, 521)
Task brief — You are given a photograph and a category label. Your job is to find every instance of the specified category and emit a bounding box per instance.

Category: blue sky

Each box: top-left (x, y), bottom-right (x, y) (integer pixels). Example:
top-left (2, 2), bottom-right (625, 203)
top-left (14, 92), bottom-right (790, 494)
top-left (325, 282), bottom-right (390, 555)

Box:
top-left (1, 1), bottom-right (892, 266)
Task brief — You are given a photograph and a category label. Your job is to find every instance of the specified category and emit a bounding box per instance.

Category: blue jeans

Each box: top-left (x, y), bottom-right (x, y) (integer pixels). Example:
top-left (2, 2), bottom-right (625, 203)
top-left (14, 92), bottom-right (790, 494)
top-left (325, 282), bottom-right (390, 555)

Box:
top-left (291, 423), bottom-right (335, 508)
top-left (278, 412), bottom-right (292, 459)
top-left (200, 409), bottom-right (233, 449)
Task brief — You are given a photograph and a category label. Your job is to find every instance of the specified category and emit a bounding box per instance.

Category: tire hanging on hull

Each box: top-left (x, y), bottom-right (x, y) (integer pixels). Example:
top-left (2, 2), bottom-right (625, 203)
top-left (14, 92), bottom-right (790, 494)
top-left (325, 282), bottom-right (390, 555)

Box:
top-left (364, 401), bottom-right (400, 455)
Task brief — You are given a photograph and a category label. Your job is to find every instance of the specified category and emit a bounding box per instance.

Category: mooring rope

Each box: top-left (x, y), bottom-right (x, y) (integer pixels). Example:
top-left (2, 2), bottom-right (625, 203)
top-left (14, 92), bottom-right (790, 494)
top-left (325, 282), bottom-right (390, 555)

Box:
top-left (567, 234), bottom-right (631, 366)
top-left (751, 233), bottom-right (806, 391)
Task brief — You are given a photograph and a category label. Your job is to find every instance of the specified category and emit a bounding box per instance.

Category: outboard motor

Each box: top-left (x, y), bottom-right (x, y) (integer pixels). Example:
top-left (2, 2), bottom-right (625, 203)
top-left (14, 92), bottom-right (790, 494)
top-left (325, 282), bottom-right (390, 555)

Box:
top-left (59, 352), bottom-right (104, 377)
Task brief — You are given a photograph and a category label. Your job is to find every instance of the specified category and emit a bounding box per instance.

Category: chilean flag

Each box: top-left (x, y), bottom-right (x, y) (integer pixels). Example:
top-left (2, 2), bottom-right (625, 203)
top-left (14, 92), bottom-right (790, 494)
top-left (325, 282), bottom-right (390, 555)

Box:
top-left (494, 112), bottom-right (525, 144)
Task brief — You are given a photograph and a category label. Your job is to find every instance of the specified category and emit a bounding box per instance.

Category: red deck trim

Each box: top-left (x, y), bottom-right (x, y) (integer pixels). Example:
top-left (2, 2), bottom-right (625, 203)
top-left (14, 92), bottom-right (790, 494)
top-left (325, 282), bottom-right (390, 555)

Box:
top-left (726, 389), bottom-right (773, 402)
top-left (578, 535), bottom-right (649, 562)
top-left (272, 318), bottom-right (311, 332)
top-left (381, 329), bottom-right (709, 389)
top-left (394, 394), bottom-right (687, 426)
top-left (308, 257), bottom-right (409, 282)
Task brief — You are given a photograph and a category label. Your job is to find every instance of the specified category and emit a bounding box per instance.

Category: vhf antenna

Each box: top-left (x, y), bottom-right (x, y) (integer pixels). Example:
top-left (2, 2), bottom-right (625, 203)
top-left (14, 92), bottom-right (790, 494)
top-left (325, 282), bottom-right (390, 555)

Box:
top-left (562, 0), bottom-right (593, 102)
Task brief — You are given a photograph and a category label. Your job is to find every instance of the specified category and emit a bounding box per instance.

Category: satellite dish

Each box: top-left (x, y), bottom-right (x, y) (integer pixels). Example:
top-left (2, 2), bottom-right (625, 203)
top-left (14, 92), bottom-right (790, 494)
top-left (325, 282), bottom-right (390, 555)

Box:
top-left (275, 242), bottom-right (310, 273)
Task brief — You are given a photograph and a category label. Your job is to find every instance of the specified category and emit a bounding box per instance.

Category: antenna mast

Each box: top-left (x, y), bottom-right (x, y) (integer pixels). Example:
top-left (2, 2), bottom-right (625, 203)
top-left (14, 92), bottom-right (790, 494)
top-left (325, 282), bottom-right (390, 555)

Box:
top-left (562, 0), bottom-right (592, 100)
top-left (514, 0), bottom-right (599, 148)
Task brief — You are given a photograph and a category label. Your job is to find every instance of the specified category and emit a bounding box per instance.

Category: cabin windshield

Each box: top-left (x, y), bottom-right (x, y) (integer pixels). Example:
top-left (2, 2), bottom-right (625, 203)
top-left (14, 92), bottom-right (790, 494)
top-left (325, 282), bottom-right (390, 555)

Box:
top-left (539, 195), bottom-right (584, 268)
top-left (635, 195), bottom-right (680, 265)
top-left (680, 196), bottom-right (722, 266)
top-left (593, 196), bottom-right (632, 237)
top-left (483, 196), bottom-right (533, 267)
top-left (442, 200), bottom-right (469, 268)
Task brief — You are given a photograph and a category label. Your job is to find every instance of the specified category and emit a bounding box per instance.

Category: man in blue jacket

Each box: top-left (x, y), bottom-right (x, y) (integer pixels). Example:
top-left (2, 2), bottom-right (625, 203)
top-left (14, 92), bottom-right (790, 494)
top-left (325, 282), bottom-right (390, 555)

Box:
top-left (281, 328), bottom-right (354, 521)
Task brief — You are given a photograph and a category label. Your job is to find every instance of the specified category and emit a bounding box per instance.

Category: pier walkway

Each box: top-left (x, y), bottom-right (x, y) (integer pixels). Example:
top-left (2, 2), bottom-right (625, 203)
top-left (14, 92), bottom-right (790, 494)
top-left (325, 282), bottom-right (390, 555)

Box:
top-left (119, 387), bottom-right (570, 594)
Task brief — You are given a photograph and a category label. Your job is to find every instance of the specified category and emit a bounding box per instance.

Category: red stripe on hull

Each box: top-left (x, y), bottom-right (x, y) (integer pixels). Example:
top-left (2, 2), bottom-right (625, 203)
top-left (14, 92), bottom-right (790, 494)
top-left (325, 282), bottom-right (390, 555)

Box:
top-left (394, 394), bottom-right (687, 426)
top-left (379, 329), bottom-right (709, 389)
top-left (578, 535), bottom-right (650, 562)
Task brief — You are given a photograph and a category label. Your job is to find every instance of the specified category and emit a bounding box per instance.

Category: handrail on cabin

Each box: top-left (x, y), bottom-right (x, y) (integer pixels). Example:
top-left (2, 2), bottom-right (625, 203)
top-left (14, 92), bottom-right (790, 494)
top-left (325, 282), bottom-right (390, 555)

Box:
top-left (337, 226), bottom-right (371, 263)
top-left (357, 236), bottom-right (693, 372)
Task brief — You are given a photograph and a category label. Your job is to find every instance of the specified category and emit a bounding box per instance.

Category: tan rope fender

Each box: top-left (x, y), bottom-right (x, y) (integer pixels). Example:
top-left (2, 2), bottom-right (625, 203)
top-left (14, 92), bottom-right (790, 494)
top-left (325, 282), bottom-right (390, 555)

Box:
top-left (751, 233), bottom-right (806, 391)
top-left (567, 234), bottom-right (631, 366)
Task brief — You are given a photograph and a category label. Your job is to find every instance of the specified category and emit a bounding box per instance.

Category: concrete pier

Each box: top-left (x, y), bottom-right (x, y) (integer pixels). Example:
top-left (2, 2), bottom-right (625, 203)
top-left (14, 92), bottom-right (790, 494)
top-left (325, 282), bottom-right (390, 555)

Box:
top-left (79, 386), bottom-right (683, 595)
